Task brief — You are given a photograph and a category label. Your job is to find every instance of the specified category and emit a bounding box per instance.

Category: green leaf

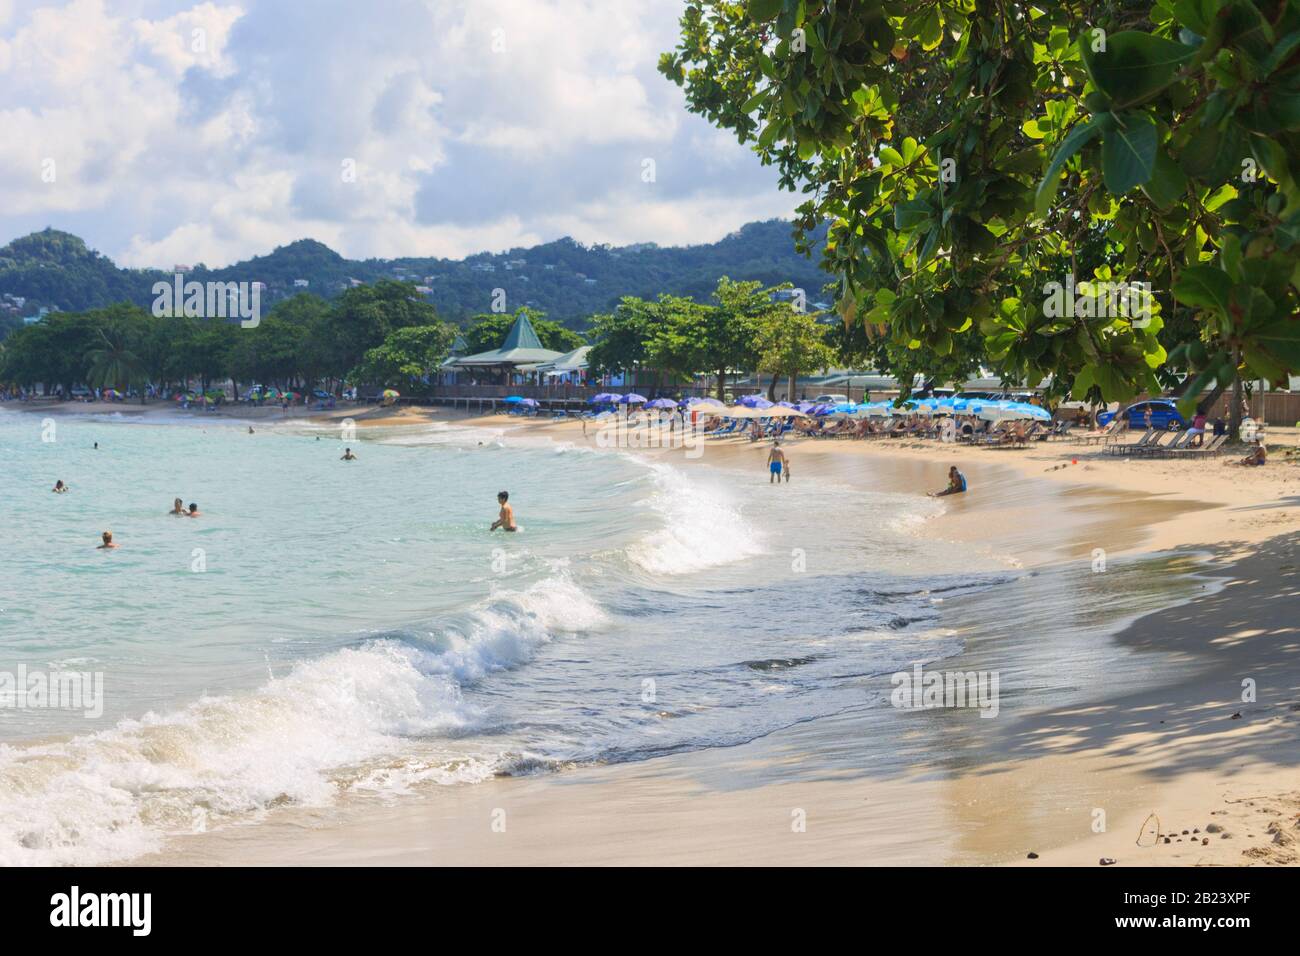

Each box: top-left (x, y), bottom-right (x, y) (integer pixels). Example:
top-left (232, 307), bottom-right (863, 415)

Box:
top-left (1220, 233), bottom-right (1243, 282)
top-left (879, 146), bottom-right (905, 166)
top-left (1079, 31), bottom-right (1196, 109)
top-left (894, 198), bottom-right (932, 230)
top-left (919, 8), bottom-right (943, 51)
top-left (1250, 319), bottom-right (1300, 370)
top-left (1140, 146), bottom-right (1188, 208)
top-left (748, 0), bottom-right (783, 23)
top-left (1102, 113), bottom-right (1158, 195)
top-left (1172, 0), bottom-right (1220, 37)
top-left (1172, 264), bottom-right (1233, 315)
top-left (1035, 116), bottom-right (1107, 216)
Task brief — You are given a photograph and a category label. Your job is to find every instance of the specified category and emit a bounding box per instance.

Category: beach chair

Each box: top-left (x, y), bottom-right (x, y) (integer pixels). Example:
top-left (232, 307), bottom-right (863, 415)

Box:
top-left (1075, 420), bottom-right (1123, 446)
top-left (1167, 433), bottom-right (1228, 459)
top-left (1144, 430), bottom-right (1193, 457)
top-left (1130, 430), bottom-right (1179, 457)
top-left (1105, 428), bottom-right (1156, 455)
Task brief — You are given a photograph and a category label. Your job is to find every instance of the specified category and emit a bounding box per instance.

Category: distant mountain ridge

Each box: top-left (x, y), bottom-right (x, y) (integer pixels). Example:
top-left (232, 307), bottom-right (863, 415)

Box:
top-left (0, 220), bottom-right (830, 333)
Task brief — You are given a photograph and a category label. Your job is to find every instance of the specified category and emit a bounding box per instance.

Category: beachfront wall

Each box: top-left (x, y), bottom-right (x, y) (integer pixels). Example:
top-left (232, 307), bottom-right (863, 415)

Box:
top-left (1207, 390), bottom-right (1300, 427)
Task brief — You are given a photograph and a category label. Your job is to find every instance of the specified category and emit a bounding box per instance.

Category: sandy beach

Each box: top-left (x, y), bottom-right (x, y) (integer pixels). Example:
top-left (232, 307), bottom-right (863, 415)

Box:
top-left (24, 399), bottom-right (1292, 866)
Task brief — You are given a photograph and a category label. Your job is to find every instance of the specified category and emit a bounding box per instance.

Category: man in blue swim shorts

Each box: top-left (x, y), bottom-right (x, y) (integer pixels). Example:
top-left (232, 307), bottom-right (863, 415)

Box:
top-left (767, 440), bottom-right (787, 484)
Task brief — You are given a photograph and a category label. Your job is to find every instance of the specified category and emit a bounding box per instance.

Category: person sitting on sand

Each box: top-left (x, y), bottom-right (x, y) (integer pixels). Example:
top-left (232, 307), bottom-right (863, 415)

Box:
top-left (1237, 442), bottom-right (1267, 467)
top-left (187, 503), bottom-right (201, 517)
top-left (97, 531), bottom-right (119, 549)
top-left (767, 440), bottom-right (787, 484)
top-left (490, 490), bottom-right (517, 531)
top-left (341, 448), bottom-right (357, 460)
top-left (929, 466), bottom-right (968, 497)
top-left (169, 498), bottom-right (185, 515)
top-left (52, 480), bottom-right (68, 493)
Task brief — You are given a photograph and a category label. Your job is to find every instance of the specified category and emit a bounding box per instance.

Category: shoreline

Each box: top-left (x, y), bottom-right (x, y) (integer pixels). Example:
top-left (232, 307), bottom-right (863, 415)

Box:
top-left (11, 400), bottom-right (1299, 865)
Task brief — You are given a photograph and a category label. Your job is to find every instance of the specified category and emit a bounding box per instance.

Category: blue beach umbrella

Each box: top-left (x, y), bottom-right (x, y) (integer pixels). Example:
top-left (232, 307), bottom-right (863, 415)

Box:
top-left (619, 393), bottom-right (648, 404)
top-left (503, 395), bottom-right (525, 403)
top-left (590, 393), bottom-right (617, 403)
top-left (645, 398), bottom-right (676, 410)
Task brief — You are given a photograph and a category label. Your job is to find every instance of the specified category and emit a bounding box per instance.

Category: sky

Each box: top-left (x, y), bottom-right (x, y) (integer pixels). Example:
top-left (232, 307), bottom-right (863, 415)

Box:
top-left (0, 0), bottom-right (797, 267)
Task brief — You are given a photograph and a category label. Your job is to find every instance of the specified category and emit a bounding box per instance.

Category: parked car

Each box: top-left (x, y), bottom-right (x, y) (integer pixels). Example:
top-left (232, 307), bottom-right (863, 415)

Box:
top-left (813, 393), bottom-right (850, 405)
top-left (1098, 399), bottom-right (1187, 431)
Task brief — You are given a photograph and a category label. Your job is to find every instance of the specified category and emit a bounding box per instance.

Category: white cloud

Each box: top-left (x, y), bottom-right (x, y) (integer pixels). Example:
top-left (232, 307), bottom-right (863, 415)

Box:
top-left (0, 0), bottom-right (796, 266)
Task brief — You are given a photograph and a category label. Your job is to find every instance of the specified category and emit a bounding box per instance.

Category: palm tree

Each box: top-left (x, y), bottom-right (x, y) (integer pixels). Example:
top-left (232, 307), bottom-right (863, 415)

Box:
top-left (85, 327), bottom-right (145, 401)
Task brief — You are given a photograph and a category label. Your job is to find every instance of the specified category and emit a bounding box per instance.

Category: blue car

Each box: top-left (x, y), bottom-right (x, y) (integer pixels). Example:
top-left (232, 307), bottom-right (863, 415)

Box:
top-left (1098, 399), bottom-right (1187, 431)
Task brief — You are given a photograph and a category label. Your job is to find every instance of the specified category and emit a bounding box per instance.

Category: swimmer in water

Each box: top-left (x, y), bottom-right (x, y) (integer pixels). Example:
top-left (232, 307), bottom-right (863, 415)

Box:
top-left (490, 490), bottom-right (516, 532)
top-left (52, 480), bottom-right (68, 493)
top-left (97, 531), bottom-right (119, 549)
top-left (248, 426), bottom-right (254, 434)
top-left (187, 502), bottom-right (201, 517)
top-left (341, 448), bottom-right (357, 460)
top-left (169, 498), bottom-right (185, 514)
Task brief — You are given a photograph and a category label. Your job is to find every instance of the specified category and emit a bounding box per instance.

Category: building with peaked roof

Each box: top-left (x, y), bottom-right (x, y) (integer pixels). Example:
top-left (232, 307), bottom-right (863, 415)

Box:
top-left (520, 345), bottom-right (591, 382)
top-left (451, 313), bottom-right (562, 378)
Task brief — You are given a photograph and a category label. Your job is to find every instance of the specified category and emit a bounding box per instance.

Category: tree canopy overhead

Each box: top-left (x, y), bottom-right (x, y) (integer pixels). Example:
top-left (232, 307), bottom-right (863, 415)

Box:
top-left (661, 0), bottom-right (1300, 420)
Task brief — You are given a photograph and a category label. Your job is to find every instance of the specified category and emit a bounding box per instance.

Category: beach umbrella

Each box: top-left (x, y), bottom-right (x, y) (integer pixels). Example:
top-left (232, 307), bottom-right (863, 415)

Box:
top-left (645, 398), bottom-right (677, 410)
top-left (590, 393), bottom-right (617, 403)
top-left (738, 394), bottom-right (774, 408)
top-left (382, 389), bottom-right (400, 400)
top-left (682, 396), bottom-right (723, 408)
top-left (777, 400), bottom-right (799, 408)
top-left (763, 406), bottom-right (809, 418)
top-left (832, 402), bottom-right (858, 413)
top-left (811, 404), bottom-right (835, 416)
top-left (619, 393), bottom-right (648, 404)
top-left (519, 398), bottom-right (539, 408)
top-left (503, 395), bottom-right (524, 403)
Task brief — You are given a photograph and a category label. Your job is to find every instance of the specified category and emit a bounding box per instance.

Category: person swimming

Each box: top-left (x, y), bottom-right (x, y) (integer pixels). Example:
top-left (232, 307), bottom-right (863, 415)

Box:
top-left (490, 490), bottom-right (517, 532)
top-left (97, 531), bottom-right (119, 549)
top-left (187, 503), bottom-right (201, 517)
top-left (52, 480), bottom-right (68, 493)
top-left (341, 448), bottom-right (357, 460)
top-left (170, 498), bottom-right (185, 515)
top-left (929, 466), bottom-right (968, 497)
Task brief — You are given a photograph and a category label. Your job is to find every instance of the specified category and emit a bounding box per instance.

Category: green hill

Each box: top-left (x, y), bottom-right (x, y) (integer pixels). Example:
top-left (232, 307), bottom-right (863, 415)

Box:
top-left (0, 220), bottom-right (830, 334)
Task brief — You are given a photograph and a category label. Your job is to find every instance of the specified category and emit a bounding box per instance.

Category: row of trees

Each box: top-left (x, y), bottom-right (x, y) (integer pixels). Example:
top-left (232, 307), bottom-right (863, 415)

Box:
top-left (0, 281), bottom-right (587, 398)
top-left (587, 276), bottom-right (836, 398)
top-left (662, 0), bottom-right (1300, 434)
top-left (1, 270), bottom-right (848, 400)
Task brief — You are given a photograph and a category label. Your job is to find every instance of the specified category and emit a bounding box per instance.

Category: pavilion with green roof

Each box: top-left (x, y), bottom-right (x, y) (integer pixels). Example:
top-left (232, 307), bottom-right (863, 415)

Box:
top-left (451, 312), bottom-right (561, 380)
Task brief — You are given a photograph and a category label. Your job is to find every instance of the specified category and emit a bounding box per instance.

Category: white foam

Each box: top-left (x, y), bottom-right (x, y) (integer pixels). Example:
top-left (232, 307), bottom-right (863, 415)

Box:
top-left (0, 574), bottom-right (605, 866)
top-left (624, 462), bottom-right (765, 575)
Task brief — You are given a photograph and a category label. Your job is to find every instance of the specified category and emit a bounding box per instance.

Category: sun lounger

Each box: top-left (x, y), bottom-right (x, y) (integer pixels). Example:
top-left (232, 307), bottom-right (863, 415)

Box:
top-left (1128, 430), bottom-right (1179, 456)
top-left (1075, 420), bottom-right (1123, 446)
top-left (1105, 428), bottom-right (1157, 455)
top-left (1164, 433), bottom-right (1228, 458)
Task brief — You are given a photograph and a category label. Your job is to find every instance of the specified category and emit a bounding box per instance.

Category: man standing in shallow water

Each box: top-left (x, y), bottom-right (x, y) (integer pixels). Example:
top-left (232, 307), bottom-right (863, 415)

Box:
top-left (491, 490), bottom-right (517, 532)
top-left (766, 440), bottom-right (788, 484)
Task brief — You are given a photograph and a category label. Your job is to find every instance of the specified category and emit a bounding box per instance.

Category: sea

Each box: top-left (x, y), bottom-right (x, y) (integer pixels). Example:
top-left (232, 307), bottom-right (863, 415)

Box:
top-left (0, 406), bottom-right (1202, 864)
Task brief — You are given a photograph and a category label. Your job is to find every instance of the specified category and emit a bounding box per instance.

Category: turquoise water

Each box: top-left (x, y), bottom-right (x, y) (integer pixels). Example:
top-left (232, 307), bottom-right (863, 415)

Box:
top-left (0, 407), bottom-right (1012, 864)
